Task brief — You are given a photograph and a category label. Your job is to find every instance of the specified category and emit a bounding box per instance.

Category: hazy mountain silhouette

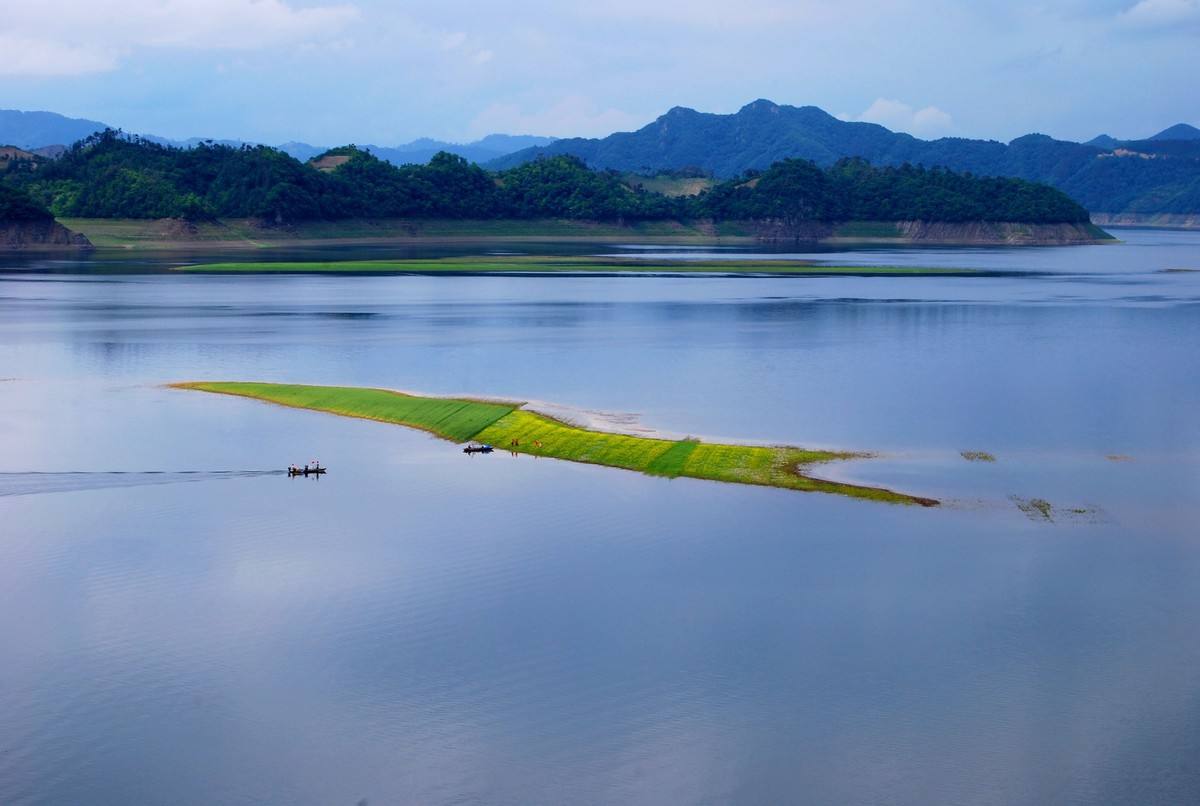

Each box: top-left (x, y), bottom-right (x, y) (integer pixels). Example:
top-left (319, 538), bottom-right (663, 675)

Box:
top-left (0, 109), bottom-right (554, 168)
top-left (490, 100), bottom-right (1200, 214)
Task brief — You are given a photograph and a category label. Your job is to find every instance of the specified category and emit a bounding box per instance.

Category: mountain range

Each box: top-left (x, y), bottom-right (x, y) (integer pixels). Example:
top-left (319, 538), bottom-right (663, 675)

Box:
top-left (0, 110), bottom-right (110, 153)
top-left (489, 101), bottom-right (1200, 216)
top-left (276, 135), bottom-right (556, 166)
top-left (0, 109), bottom-right (554, 169)
top-left (4, 104), bottom-right (1200, 216)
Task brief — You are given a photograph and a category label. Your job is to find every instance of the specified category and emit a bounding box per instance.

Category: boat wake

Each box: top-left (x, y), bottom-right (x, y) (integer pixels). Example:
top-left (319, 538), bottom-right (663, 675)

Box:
top-left (0, 470), bottom-right (283, 498)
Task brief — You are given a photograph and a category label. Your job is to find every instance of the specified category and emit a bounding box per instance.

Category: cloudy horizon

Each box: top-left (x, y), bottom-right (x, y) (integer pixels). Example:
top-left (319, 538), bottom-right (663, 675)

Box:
top-left (1, 0), bottom-right (1197, 146)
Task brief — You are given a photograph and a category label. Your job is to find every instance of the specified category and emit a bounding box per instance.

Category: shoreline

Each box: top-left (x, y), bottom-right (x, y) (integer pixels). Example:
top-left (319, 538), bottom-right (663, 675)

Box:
top-left (1090, 213), bottom-right (1200, 231)
top-left (170, 381), bottom-right (939, 506)
top-left (46, 217), bottom-right (1114, 251)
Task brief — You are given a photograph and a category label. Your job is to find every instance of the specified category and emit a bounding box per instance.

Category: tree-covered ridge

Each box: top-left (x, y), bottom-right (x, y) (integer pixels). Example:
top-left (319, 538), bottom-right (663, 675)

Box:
top-left (3, 131), bottom-right (680, 223)
top-left (1, 129), bottom-right (1088, 225)
top-left (0, 183), bottom-right (54, 221)
top-left (698, 159), bottom-right (1090, 224)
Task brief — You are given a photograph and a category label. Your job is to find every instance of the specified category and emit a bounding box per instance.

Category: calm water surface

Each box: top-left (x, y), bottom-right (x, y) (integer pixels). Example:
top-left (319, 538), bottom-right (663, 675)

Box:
top-left (1, 229), bottom-right (1198, 805)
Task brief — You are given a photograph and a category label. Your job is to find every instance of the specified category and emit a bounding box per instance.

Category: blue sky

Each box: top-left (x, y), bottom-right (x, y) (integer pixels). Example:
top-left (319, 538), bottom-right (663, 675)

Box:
top-left (1, 0), bottom-right (1197, 145)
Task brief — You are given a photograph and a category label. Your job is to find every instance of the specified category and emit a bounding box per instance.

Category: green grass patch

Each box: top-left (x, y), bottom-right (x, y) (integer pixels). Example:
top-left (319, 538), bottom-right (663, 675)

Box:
top-left (174, 255), bottom-right (968, 276)
top-left (833, 221), bottom-right (904, 239)
top-left (173, 381), bottom-right (938, 506)
top-left (174, 381), bottom-right (516, 442)
top-left (623, 174), bottom-right (716, 198)
top-left (473, 410), bottom-right (680, 472)
top-left (643, 439), bottom-right (700, 477)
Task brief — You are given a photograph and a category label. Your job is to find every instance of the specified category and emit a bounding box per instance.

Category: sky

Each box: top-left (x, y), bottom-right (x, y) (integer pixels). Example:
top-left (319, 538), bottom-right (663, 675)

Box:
top-left (0, 0), bottom-right (1197, 146)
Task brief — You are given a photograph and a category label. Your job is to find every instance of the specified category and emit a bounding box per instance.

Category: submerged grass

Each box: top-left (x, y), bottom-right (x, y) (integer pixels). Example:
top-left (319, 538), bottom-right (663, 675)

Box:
top-left (173, 256), bottom-right (967, 276)
top-left (1011, 495), bottom-right (1055, 522)
top-left (172, 381), bottom-right (938, 506)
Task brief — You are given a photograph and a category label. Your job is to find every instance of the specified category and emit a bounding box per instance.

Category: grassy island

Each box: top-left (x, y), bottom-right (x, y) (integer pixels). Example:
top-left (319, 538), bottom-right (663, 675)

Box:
top-left (172, 381), bottom-right (938, 506)
top-left (174, 256), bottom-right (966, 275)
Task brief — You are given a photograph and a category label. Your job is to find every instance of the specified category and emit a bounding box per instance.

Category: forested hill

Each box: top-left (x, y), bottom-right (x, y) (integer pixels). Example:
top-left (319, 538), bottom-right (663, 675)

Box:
top-left (0, 132), bottom-right (678, 223)
top-left (489, 100), bottom-right (1200, 216)
top-left (0, 184), bottom-right (54, 222)
top-left (697, 159), bottom-right (1088, 224)
top-left (0, 130), bottom-right (1088, 227)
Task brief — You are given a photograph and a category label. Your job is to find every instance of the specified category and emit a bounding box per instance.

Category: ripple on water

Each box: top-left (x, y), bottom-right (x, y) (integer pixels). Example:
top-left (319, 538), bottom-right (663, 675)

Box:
top-left (0, 470), bottom-right (283, 498)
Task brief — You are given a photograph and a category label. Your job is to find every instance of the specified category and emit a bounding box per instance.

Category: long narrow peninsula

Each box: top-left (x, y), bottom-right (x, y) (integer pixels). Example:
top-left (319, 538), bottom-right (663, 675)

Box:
top-left (174, 256), bottom-right (971, 275)
top-left (172, 381), bottom-right (938, 506)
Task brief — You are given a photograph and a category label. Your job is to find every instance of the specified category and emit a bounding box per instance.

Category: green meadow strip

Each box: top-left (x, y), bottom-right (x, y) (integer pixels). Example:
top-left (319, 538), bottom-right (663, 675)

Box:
top-left (172, 381), bottom-right (937, 506)
top-left (172, 257), bottom-right (967, 275)
top-left (175, 381), bottom-right (516, 442)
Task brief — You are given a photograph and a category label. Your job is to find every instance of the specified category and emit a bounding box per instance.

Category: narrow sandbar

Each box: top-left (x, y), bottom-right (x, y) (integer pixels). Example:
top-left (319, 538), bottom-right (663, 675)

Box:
top-left (171, 381), bottom-right (938, 506)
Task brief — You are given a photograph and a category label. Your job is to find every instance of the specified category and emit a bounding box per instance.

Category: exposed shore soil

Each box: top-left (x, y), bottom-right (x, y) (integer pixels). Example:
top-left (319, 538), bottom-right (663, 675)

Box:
top-left (750, 220), bottom-right (1111, 245)
top-left (0, 219), bottom-right (92, 249)
top-left (1090, 213), bottom-right (1200, 230)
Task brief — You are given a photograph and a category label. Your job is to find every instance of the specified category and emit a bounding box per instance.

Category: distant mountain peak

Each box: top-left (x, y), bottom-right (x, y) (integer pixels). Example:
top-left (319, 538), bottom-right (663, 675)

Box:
top-left (1010, 133), bottom-right (1057, 145)
top-left (740, 99), bottom-right (781, 113)
top-left (663, 106), bottom-right (700, 118)
top-left (1150, 123), bottom-right (1200, 141)
top-left (0, 109), bottom-right (108, 150)
top-left (399, 137), bottom-right (447, 149)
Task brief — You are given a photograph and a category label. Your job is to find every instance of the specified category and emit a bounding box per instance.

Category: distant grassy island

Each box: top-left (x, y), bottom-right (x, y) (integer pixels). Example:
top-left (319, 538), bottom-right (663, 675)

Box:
top-left (174, 256), bottom-right (973, 276)
top-left (1, 130), bottom-right (1112, 248)
top-left (172, 381), bottom-right (939, 506)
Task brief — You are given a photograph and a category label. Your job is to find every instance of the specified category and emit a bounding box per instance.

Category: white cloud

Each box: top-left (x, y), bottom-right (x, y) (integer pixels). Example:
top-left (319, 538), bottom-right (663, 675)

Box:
top-left (441, 31), bottom-right (468, 50)
top-left (573, 0), bottom-right (854, 29)
top-left (468, 95), bottom-right (642, 138)
top-left (0, 35), bottom-right (119, 77)
top-left (473, 49), bottom-right (495, 64)
top-left (1117, 0), bottom-right (1200, 28)
top-left (0, 0), bottom-right (359, 76)
top-left (855, 98), bottom-right (955, 137)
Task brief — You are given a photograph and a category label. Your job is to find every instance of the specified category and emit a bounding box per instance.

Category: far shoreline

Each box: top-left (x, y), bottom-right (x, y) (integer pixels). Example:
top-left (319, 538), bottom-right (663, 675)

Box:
top-left (52, 217), bottom-right (1114, 251)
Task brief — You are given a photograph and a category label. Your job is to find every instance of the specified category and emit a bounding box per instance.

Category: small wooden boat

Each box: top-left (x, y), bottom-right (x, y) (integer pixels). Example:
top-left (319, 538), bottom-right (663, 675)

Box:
top-left (462, 443), bottom-right (494, 454)
top-left (288, 466), bottom-right (327, 476)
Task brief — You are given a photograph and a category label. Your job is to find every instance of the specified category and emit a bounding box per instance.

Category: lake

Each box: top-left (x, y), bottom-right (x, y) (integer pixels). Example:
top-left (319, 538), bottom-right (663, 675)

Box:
top-left (1, 229), bottom-right (1198, 805)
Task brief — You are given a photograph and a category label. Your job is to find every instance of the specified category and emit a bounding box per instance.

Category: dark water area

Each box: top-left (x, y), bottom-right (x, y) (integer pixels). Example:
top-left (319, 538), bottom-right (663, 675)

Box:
top-left (1, 229), bottom-right (1198, 804)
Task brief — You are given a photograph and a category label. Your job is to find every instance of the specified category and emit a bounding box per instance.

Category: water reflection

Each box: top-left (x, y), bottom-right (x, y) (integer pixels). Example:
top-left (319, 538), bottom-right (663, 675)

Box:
top-left (0, 229), bottom-right (1198, 805)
